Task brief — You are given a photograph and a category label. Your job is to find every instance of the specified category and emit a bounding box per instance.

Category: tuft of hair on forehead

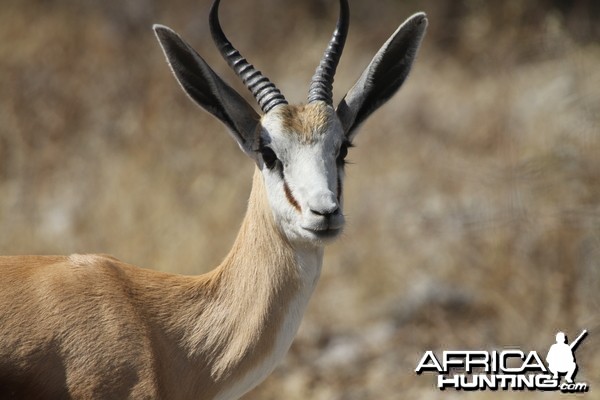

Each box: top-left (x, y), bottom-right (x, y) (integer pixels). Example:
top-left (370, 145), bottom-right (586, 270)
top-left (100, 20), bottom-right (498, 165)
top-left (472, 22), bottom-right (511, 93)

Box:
top-left (272, 102), bottom-right (335, 144)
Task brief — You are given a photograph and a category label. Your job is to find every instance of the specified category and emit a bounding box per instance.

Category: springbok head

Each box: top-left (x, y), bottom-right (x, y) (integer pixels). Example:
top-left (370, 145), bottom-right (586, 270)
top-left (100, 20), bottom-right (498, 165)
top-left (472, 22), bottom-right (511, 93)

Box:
top-left (154, 0), bottom-right (427, 245)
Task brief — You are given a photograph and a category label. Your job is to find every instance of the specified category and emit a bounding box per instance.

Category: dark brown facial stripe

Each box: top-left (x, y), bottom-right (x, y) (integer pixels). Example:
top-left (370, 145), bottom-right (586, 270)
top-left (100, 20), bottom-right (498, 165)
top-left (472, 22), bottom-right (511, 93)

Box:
top-left (284, 182), bottom-right (301, 212)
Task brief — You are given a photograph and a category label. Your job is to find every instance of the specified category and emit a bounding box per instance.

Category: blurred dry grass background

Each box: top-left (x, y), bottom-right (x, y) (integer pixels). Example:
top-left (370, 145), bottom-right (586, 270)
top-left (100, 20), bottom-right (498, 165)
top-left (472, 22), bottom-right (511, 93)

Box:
top-left (1, 0), bottom-right (599, 398)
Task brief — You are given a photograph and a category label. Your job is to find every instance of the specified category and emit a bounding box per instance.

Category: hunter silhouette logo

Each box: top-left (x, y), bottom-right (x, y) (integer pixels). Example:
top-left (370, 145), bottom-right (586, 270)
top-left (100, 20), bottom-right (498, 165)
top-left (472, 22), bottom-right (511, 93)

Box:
top-left (546, 330), bottom-right (587, 384)
top-left (415, 329), bottom-right (589, 393)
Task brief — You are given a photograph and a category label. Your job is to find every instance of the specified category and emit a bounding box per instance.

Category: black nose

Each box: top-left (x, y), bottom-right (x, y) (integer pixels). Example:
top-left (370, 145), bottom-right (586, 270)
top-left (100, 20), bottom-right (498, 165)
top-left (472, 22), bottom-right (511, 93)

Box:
top-left (310, 207), bottom-right (339, 218)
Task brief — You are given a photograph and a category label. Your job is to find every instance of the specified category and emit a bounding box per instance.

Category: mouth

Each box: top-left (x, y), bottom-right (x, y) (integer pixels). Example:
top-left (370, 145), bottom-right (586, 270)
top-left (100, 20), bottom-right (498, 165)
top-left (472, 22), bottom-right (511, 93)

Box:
top-left (302, 227), bottom-right (343, 241)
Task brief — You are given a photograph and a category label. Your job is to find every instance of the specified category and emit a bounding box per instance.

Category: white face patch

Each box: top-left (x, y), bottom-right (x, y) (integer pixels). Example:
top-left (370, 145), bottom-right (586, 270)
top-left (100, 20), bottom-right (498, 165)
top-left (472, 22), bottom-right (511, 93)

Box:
top-left (258, 103), bottom-right (347, 246)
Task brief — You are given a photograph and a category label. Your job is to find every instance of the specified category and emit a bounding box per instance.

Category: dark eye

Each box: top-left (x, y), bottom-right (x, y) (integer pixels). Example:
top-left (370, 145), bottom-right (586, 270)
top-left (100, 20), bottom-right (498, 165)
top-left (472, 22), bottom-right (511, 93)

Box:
top-left (260, 147), bottom-right (278, 169)
top-left (337, 142), bottom-right (349, 165)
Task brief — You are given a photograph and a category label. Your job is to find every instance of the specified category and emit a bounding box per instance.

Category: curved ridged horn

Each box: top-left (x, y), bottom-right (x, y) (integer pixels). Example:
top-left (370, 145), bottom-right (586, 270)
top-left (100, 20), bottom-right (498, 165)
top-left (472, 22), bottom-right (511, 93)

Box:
top-left (307, 0), bottom-right (349, 105)
top-left (209, 0), bottom-right (288, 113)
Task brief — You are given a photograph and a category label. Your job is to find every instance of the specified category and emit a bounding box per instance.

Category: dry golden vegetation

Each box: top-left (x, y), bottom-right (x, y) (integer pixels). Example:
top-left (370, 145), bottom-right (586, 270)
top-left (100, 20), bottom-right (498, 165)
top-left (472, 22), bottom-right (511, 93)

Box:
top-left (1, 0), bottom-right (599, 398)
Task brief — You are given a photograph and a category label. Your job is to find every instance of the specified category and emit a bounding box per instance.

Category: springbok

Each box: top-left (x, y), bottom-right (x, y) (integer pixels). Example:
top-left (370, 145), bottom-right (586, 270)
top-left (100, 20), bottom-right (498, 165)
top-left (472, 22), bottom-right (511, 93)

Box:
top-left (0, 0), bottom-right (427, 398)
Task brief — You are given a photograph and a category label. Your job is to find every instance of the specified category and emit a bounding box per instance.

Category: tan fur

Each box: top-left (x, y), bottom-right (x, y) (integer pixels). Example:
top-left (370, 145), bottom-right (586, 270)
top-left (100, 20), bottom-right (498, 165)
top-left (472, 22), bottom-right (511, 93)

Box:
top-left (274, 102), bottom-right (334, 143)
top-left (0, 168), bottom-right (301, 399)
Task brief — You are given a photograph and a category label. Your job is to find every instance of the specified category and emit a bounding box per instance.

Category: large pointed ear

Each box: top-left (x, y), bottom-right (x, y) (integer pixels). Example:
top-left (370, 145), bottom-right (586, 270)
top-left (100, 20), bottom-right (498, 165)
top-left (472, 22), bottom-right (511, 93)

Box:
top-left (336, 13), bottom-right (427, 140)
top-left (153, 24), bottom-right (261, 157)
